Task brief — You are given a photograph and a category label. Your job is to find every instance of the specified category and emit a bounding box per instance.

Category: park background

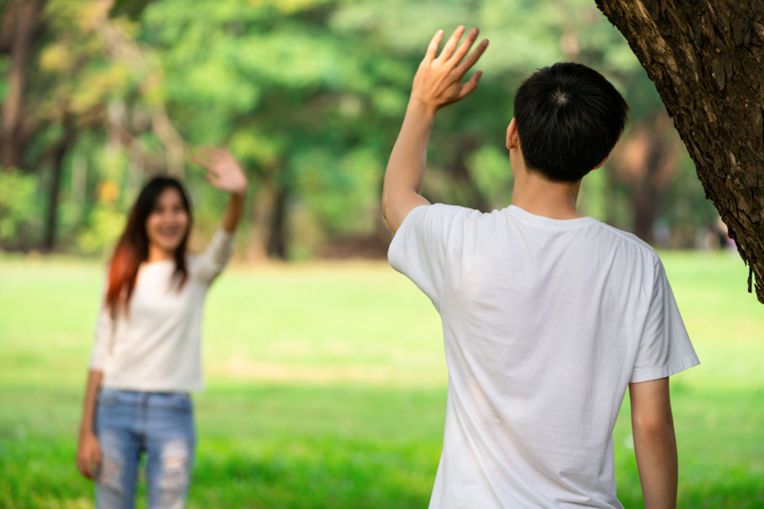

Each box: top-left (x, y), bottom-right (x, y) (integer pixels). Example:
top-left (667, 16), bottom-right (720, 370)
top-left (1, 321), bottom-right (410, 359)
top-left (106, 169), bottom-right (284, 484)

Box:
top-left (0, 0), bottom-right (762, 507)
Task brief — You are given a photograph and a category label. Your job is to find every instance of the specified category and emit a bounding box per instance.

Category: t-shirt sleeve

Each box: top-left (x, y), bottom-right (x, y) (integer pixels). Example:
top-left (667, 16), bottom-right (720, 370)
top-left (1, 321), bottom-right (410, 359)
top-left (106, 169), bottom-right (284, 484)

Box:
top-left (191, 228), bottom-right (236, 284)
top-left (630, 259), bottom-right (700, 383)
top-left (387, 204), bottom-right (470, 307)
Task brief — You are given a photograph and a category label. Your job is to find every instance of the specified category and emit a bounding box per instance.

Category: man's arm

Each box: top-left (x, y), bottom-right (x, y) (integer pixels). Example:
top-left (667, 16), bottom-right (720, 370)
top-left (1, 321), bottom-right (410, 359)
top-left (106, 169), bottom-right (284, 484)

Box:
top-left (382, 26), bottom-right (489, 232)
top-left (629, 377), bottom-right (678, 509)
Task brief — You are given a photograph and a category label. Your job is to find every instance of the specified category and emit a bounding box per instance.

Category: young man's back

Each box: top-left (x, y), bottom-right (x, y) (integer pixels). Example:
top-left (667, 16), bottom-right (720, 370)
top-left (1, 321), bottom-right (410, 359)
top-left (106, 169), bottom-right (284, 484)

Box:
top-left (382, 26), bottom-right (699, 507)
top-left (390, 204), bottom-right (697, 507)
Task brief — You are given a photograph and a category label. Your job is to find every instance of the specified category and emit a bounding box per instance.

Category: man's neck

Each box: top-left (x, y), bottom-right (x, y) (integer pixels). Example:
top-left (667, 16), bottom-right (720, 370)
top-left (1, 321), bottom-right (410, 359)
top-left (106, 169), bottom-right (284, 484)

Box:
top-left (510, 170), bottom-right (582, 220)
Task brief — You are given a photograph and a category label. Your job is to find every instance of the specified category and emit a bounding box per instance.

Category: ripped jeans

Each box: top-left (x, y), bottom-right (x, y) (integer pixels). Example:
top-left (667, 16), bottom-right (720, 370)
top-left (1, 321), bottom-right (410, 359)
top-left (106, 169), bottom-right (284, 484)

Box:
top-left (95, 388), bottom-right (196, 509)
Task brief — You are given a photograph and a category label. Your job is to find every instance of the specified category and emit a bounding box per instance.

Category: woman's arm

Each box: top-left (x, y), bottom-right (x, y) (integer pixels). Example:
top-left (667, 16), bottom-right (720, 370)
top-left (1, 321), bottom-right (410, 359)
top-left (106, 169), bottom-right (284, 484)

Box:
top-left (195, 148), bottom-right (248, 233)
top-left (76, 369), bottom-right (103, 480)
top-left (221, 193), bottom-right (245, 233)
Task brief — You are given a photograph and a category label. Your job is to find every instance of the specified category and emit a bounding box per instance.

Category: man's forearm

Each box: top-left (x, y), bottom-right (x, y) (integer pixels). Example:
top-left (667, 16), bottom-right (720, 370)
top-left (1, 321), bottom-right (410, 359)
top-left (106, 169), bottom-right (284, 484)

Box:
top-left (381, 26), bottom-right (487, 232)
top-left (633, 419), bottom-right (678, 509)
top-left (382, 100), bottom-right (436, 231)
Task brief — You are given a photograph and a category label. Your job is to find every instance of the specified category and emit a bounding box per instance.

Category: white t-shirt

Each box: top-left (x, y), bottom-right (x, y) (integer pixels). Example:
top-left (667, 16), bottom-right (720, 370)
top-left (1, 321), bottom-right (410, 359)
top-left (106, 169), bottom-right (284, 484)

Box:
top-left (388, 204), bottom-right (699, 508)
top-left (90, 229), bottom-right (235, 392)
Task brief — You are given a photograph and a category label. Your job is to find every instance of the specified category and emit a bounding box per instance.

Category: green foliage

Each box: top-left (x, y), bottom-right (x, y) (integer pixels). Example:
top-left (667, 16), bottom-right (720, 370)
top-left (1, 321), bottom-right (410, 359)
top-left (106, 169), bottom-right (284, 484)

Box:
top-left (75, 205), bottom-right (125, 255)
top-left (293, 147), bottom-right (381, 235)
top-left (467, 145), bottom-right (513, 209)
top-left (2, 0), bottom-right (720, 256)
top-left (578, 167), bottom-right (607, 220)
top-left (0, 170), bottom-right (43, 249)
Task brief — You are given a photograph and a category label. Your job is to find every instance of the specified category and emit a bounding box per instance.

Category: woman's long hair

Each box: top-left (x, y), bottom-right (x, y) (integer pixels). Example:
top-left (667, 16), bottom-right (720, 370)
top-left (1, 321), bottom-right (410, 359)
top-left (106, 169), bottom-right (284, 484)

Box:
top-left (105, 176), bottom-right (193, 319)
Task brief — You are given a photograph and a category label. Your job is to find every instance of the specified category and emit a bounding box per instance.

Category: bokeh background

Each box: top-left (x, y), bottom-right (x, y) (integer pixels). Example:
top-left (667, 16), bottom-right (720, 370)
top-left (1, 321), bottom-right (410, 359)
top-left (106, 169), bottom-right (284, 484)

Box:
top-left (1, 0), bottom-right (762, 508)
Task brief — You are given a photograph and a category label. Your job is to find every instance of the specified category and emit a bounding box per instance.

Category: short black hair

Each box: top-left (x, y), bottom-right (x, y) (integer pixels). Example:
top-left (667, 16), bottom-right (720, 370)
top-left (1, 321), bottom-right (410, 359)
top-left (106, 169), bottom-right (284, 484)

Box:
top-left (513, 62), bottom-right (628, 182)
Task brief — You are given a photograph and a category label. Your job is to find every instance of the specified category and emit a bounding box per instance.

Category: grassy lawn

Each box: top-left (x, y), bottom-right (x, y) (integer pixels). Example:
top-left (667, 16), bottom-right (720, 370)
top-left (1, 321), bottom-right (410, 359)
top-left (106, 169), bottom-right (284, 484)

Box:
top-left (0, 252), bottom-right (762, 508)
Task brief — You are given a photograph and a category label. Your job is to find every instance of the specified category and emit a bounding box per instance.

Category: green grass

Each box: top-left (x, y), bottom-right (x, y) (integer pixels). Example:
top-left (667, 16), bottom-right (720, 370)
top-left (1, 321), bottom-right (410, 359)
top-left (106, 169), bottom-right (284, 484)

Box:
top-left (0, 252), bottom-right (762, 508)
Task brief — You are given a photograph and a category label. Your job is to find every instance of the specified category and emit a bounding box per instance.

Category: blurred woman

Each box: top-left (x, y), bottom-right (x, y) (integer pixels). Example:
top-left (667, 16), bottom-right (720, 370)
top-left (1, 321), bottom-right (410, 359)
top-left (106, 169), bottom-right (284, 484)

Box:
top-left (76, 149), bottom-right (248, 508)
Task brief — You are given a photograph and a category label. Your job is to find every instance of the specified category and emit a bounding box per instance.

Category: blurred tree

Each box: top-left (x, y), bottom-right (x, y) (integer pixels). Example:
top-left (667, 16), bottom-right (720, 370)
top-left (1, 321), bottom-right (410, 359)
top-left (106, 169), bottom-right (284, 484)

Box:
top-left (0, 0), bottom-right (721, 260)
top-left (337, 0), bottom-right (687, 241)
top-left (596, 0), bottom-right (764, 301)
top-left (138, 0), bottom-right (414, 258)
top-left (0, 0), bottom-right (185, 250)
top-left (1, 0), bottom-right (42, 169)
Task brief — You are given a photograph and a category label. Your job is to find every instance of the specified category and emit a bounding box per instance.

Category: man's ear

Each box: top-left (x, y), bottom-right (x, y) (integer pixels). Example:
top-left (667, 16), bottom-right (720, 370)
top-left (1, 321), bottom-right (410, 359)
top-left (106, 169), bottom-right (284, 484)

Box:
top-left (592, 156), bottom-right (609, 170)
top-left (506, 118), bottom-right (519, 150)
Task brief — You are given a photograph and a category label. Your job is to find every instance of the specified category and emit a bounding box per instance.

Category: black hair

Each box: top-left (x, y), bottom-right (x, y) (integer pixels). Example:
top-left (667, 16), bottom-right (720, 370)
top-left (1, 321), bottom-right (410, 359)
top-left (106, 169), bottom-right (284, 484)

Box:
top-left (105, 176), bottom-right (193, 317)
top-left (513, 62), bottom-right (628, 182)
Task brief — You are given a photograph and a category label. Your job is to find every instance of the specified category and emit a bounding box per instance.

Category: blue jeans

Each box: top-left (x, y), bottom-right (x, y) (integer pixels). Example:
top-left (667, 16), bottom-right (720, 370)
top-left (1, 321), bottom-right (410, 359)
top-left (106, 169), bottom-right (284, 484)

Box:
top-left (95, 389), bottom-right (196, 509)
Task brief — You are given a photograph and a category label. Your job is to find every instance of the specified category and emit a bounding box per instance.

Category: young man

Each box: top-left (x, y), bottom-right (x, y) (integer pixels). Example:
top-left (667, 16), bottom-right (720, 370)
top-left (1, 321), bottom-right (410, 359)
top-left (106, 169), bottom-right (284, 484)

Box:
top-left (382, 26), bottom-right (699, 508)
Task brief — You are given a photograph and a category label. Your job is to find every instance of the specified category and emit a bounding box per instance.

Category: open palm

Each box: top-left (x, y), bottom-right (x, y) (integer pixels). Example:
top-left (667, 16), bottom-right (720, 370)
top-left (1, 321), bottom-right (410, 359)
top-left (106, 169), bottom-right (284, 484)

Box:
top-left (411, 26), bottom-right (489, 111)
top-left (194, 148), bottom-right (248, 195)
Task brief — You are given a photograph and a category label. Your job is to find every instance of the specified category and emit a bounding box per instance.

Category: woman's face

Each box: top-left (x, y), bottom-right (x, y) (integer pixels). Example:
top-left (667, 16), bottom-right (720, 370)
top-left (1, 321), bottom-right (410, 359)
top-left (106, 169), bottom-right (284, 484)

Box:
top-left (145, 187), bottom-right (190, 255)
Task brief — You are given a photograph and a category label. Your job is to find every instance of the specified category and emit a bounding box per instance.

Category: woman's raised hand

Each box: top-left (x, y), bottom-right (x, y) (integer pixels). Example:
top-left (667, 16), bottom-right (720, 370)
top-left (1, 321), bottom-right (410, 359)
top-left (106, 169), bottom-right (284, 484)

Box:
top-left (194, 148), bottom-right (248, 196)
top-left (410, 26), bottom-right (489, 113)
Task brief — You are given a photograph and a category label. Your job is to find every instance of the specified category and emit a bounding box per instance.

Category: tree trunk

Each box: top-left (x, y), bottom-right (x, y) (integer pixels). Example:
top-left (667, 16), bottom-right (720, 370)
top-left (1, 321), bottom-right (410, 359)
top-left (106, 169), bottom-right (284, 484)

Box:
top-left (611, 113), bottom-right (679, 244)
top-left (247, 180), bottom-right (273, 262)
top-left (42, 122), bottom-right (77, 251)
top-left (1, 0), bottom-right (40, 169)
top-left (596, 0), bottom-right (764, 303)
top-left (266, 184), bottom-right (289, 260)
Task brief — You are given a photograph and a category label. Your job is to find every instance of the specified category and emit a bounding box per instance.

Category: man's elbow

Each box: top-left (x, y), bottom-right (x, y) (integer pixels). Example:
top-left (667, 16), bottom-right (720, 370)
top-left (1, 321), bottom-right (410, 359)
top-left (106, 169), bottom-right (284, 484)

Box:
top-left (381, 189), bottom-right (396, 226)
top-left (632, 412), bottom-right (675, 438)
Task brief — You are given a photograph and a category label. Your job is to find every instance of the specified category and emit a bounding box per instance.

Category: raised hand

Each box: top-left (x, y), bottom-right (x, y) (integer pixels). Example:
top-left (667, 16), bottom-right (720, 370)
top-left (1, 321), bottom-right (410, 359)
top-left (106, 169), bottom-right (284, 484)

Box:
top-left (194, 148), bottom-right (248, 196)
top-left (410, 26), bottom-right (489, 112)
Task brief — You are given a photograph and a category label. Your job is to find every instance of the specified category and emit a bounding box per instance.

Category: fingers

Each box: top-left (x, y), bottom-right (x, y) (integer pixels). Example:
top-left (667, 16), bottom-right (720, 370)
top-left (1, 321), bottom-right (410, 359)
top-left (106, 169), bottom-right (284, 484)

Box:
top-left (448, 27), bottom-right (479, 67)
top-left (458, 70), bottom-right (483, 100)
top-left (76, 457), bottom-right (89, 479)
top-left (435, 25), bottom-right (466, 63)
top-left (205, 171), bottom-right (221, 187)
top-left (424, 29), bottom-right (444, 62)
top-left (192, 148), bottom-right (213, 169)
top-left (454, 38), bottom-right (489, 76)
top-left (193, 147), bottom-right (227, 169)
top-left (77, 448), bottom-right (99, 480)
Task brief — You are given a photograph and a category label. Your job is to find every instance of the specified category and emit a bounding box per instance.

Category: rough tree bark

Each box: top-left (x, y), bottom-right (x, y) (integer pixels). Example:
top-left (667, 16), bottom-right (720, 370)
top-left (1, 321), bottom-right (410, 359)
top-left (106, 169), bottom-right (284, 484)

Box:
top-left (596, 0), bottom-right (764, 303)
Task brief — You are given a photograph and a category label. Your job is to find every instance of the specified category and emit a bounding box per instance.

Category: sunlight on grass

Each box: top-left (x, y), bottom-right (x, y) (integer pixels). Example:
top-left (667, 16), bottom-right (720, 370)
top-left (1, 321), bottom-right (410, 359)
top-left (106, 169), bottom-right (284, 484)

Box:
top-left (0, 253), bottom-right (762, 508)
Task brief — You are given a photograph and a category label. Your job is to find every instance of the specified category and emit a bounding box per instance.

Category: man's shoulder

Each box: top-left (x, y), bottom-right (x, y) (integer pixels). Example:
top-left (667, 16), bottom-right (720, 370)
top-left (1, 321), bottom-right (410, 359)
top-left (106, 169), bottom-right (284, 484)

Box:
top-left (407, 203), bottom-right (485, 225)
top-left (590, 221), bottom-right (661, 266)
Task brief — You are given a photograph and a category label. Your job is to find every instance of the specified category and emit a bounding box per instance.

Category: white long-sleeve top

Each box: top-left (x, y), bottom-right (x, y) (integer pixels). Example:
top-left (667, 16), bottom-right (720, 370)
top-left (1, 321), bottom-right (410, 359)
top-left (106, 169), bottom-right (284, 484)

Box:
top-left (90, 229), bottom-right (235, 392)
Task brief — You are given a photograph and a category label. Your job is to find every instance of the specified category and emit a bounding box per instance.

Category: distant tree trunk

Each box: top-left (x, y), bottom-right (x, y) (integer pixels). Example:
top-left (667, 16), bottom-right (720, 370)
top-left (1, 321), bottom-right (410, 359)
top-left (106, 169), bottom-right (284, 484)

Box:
top-left (612, 112), bottom-right (679, 244)
top-left (595, 0), bottom-right (764, 302)
top-left (247, 175), bottom-right (289, 261)
top-left (1, 0), bottom-right (40, 169)
top-left (247, 179), bottom-right (275, 261)
top-left (42, 121), bottom-right (77, 251)
top-left (266, 185), bottom-right (289, 259)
